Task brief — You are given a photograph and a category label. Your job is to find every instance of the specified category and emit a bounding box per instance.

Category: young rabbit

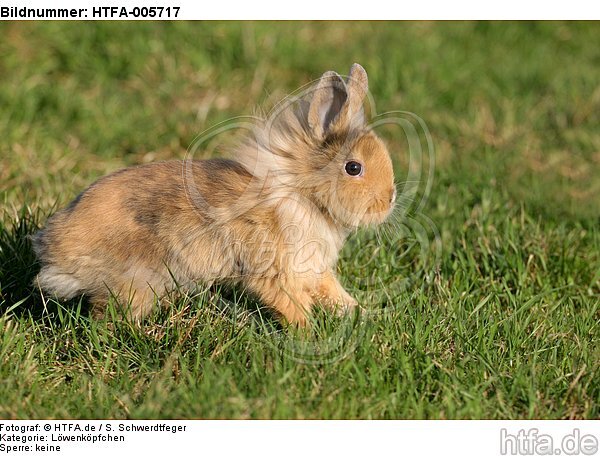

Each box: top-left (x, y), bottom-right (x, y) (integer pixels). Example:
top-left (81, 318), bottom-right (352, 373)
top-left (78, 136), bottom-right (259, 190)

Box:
top-left (33, 63), bottom-right (396, 326)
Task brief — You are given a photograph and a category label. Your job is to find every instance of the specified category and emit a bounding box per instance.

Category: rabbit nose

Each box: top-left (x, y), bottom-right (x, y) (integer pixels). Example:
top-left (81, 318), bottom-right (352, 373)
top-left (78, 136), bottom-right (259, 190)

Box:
top-left (389, 188), bottom-right (397, 204)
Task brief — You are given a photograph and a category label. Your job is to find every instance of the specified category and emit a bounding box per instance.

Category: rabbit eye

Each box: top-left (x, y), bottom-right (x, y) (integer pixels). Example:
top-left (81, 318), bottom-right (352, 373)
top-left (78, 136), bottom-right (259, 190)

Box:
top-left (345, 161), bottom-right (363, 177)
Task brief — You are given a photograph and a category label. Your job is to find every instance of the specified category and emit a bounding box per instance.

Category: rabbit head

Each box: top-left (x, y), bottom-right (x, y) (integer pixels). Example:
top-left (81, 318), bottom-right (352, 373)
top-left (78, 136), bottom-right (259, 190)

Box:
top-left (238, 63), bottom-right (396, 229)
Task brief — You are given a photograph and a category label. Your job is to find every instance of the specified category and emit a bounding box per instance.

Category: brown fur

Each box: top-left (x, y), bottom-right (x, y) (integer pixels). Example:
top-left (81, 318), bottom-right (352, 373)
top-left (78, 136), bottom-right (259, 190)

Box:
top-left (33, 63), bottom-right (396, 326)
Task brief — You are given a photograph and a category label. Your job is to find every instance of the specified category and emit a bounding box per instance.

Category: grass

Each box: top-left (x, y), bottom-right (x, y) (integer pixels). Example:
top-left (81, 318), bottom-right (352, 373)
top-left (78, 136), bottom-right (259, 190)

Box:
top-left (0, 21), bottom-right (599, 419)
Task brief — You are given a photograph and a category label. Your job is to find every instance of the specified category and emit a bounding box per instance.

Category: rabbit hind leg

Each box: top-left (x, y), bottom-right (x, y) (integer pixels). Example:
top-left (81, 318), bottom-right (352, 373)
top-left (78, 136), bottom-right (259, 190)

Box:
top-left (90, 282), bottom-right (158, 322)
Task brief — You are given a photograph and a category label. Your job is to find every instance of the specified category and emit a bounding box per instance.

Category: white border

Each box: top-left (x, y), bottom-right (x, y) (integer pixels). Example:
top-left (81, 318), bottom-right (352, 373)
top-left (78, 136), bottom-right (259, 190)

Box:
top-left (1, 0), bottom-right (599, 19)
top-left (0, 420), bottom-right (599, 456)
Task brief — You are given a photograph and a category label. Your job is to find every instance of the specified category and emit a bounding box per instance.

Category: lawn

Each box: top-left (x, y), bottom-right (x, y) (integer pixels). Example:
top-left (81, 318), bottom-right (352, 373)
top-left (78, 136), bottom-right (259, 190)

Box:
top-left (0, 21), bottom-right (598, 419)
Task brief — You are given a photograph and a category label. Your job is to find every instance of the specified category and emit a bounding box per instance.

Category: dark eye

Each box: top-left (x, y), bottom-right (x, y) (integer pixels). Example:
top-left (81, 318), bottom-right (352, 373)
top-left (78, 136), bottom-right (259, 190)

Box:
top-left (345, 161), bottom-right (363, 176)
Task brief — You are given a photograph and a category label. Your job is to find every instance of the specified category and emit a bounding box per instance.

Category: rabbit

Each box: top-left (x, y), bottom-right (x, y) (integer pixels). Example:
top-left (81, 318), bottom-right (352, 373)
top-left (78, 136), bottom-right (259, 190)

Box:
top-left (32, 63), bottom-right (397, 326)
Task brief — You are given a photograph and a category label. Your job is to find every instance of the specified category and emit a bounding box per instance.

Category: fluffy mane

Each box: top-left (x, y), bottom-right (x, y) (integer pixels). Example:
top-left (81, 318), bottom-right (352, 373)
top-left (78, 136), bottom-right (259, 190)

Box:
top-left (235, 99), bottom-right (318, 192)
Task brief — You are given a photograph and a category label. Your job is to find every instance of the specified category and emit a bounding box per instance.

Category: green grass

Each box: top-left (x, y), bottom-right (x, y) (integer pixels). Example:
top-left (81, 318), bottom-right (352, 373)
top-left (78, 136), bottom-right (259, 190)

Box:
top-left (0, 21), bottom-right (599, 419)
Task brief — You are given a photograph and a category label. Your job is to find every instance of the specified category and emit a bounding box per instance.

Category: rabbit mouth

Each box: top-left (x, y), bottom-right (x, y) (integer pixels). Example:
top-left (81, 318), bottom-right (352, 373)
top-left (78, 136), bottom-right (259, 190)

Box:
top-left (362, 199), bottom-right (394, 225)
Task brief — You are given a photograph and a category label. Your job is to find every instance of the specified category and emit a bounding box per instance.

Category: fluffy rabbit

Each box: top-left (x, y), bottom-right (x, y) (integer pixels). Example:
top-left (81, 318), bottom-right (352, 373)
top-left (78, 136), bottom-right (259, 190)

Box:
top-left (33, 63), bottom-right (396, 326)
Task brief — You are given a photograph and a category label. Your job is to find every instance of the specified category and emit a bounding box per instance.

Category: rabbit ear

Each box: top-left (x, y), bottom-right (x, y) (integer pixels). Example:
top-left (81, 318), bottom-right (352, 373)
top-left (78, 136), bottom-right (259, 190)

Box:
top-left (346, 63), bottom-right (369, 114)
top-left (308, 71), bottom-right (349, 139)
